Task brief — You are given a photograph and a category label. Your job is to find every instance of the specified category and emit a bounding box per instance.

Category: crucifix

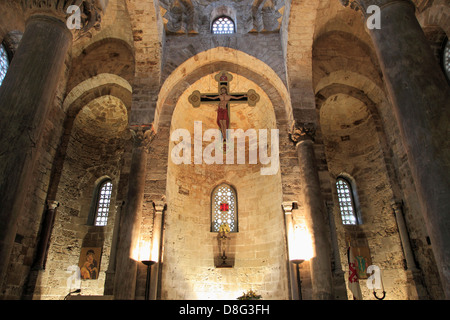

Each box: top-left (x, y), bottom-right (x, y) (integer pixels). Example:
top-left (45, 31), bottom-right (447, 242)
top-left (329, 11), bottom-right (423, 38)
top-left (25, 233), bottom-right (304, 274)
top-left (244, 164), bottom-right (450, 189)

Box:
top-left (188, 71), bottom-right (260, 142)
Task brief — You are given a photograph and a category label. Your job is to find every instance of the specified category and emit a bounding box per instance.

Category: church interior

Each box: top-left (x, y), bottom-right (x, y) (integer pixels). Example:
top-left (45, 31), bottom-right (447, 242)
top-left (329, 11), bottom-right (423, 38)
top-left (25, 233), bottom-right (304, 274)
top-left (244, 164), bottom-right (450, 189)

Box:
top-left (0, 0), bottom-right (449, 300)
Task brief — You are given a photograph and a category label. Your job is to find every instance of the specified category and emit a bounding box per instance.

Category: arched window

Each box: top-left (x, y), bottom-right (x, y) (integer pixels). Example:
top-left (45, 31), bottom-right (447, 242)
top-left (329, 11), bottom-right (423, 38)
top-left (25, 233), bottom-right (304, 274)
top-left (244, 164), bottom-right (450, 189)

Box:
top-left (336, 177), bottom-right (360, 225)
top-left (211, 16), bottom-right (235, 34)
top-left (90, 179), bottom-right (113, 226)
top-left (211, 184), bottom-right (238, 232)
top-left (0, 42), bottom-right (10, 86)
top-left (442, 37), bottom-right (450, 81)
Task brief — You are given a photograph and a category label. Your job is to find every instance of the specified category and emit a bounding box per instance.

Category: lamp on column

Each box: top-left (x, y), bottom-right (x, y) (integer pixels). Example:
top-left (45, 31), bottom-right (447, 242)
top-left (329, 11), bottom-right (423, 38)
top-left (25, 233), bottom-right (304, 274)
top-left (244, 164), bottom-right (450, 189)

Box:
top-left (291, 259), bottom-right (305, 300)
top-left (141, 260), bottom-right (156, 300)
top-left (290, 224), bottom-right (314, 300)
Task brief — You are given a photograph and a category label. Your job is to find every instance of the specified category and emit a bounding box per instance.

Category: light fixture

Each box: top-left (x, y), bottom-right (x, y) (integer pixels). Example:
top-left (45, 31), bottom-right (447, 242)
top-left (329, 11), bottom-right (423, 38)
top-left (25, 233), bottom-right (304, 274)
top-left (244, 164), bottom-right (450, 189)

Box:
top-left (141, 260), bottom-right (156, 300)
top-left (291, 259), bottom-right (305, 300)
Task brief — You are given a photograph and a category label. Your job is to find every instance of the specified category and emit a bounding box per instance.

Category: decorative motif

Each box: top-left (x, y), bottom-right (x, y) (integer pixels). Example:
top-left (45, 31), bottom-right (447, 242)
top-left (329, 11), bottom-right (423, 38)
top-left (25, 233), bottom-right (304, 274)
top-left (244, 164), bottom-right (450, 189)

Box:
top-left (130, 124), bottom-right (156, 152)
top-left (289, 121), bottom-right (316, 144)
top-left (339, 0), bottom-right (413, 15)
top-left (159, 0), bottom-right (286, 34)
top-left (20, 0), bottom-right (105, 39)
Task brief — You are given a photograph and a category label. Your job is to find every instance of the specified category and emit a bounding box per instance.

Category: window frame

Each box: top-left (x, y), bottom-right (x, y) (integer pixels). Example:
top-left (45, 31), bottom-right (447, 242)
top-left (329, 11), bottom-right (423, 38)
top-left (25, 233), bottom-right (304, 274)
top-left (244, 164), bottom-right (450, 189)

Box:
top-left (88, 178), bottom-right (113, 227)
top-left (211, 15), bottom-right (236, 35)
top-left (210, 183), bottom-right (238, 233)
top-left (441, 37), bottom-right (450, 83)
top-left (0, 42), bottom-right (11, 86)
top-left (336, 176), bottom-right (361, 226)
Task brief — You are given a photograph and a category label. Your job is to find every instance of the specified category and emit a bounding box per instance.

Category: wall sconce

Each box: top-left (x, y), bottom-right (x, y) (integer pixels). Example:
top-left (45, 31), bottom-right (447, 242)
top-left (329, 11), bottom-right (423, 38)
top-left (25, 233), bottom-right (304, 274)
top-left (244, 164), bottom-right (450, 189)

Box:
top-left (290, 225), bottom-right (313, 300)
top-left (141, 260), bottom-right (156, 300)
top-left (293, 225), bottom-right (314, 261)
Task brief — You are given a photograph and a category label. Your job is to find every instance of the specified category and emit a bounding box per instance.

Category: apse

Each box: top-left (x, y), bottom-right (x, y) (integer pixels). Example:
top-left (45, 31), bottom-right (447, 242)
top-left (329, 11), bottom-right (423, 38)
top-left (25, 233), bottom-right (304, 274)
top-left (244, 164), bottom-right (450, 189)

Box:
top-left (161, 72), bottom-right (289, 300)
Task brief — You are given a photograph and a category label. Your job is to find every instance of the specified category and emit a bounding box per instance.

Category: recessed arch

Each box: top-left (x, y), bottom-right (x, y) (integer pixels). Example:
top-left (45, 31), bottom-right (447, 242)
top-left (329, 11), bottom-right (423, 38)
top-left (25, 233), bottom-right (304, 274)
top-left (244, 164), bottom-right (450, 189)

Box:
top-left (63, 73), bottom-right (132, 121)
top-left (154, 47), bottom-right (292, 132)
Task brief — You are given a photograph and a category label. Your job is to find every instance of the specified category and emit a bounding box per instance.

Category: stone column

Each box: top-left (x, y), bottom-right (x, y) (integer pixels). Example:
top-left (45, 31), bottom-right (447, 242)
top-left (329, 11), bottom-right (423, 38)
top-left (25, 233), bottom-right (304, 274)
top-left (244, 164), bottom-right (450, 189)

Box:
top-left (282, 201), bottom-right (297, 300)
top-left (340, 0), bottom-right (450, 298)
top-left (391, 200), bottom-right (417, 271)
top-left (0, 1), bottom-right (103, 290)
top-left (149, 200), bottom-right (166, 300)
top-left (114, 126), bottom-right (155, 300)
top-left (0, 14), bottom-right (72, 290)
top-left (290, 123), bottom-right (333, 299)
top-left (33, 201), bottom-right (60, 270)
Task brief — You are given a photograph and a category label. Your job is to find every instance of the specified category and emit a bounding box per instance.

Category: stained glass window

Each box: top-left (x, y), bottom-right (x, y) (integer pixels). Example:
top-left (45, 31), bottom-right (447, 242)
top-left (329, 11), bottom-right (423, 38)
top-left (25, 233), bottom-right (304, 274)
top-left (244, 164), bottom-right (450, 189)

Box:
top-left (443, 38), bottom-right (450, 81)
top-left (0, 43), bottom-right (9, 86)
top-left (336, 177), bottom-right (358, 225)
top-left (94, 180), bottom-right (113, 226)
top-left (211, 184), bottom-right (237, 232)
top-left (212, 16), bottom-right (235, 34)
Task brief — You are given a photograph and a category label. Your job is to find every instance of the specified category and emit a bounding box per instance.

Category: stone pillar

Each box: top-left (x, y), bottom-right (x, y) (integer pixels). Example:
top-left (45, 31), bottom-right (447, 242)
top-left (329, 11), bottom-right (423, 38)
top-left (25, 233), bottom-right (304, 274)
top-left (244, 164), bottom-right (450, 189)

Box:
top-left (391, 199), bottom-right (428, 299)
top-left (391, 200), bottom-right (417, 272)
top-left (0, 12), bottom-right (72, 291)
top-left (149, 200), bottom-right (166, 300)
top-left (114, 126), bottom-right (155, 300)
top-left (33, 201), bottom-right (60, 270)
top-left (0, 1), bottom-right (103, 291)
top-left (340, 0), bottom-right (450, 298)
top-left (290, 123), bottom-right (333, 300)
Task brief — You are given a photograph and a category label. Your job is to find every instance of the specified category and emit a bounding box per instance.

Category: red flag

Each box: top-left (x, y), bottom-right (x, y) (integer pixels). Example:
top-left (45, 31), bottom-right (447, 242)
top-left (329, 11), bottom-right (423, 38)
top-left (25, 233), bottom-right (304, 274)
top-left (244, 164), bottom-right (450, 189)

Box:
top-left (348, 246), bottom-right (363, 300)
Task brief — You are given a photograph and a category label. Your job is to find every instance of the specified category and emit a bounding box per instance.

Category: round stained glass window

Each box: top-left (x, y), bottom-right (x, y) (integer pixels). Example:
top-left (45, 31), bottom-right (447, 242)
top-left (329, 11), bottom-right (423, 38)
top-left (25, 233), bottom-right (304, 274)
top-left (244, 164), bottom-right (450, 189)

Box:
top-left (212, 16), bottom-right (235, 35)
top-left (0, 43), bottom-right (9, 86)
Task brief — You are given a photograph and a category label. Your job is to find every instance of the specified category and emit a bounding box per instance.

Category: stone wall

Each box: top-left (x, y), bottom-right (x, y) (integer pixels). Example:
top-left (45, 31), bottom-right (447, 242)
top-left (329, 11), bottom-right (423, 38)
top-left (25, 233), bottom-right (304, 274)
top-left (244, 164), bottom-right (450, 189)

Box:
top-left (157, 73), bottom-right (289, 299)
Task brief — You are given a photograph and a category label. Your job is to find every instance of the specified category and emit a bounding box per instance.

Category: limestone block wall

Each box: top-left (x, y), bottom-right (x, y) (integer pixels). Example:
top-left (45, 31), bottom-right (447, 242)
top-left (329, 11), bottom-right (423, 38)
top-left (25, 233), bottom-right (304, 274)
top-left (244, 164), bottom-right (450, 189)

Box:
top-left (161, 32), bottom-right (287, 88)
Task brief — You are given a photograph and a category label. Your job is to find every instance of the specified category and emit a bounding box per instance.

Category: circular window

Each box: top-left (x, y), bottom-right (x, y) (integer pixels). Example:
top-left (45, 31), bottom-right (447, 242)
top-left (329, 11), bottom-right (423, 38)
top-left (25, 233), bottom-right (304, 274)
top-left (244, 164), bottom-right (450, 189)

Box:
top-left (212, 16), bottom-right (235, 34)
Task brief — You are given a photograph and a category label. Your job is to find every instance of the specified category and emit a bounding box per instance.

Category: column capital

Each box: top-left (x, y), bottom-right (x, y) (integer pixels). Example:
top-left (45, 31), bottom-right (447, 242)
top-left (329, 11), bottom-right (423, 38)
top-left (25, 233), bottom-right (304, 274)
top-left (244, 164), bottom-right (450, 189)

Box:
top-left (46, 200), bottom-right (59, 210)
top-left (130, 124), bottom-right (156, 152)
top-left (153, 200), bottom-right (167, 214)
top-left (390, 199), bottom-right (403, 212)
top-left (282, 201), bottom-right (296, 214)
top-left (339, 0), bottom-right (414, 16)
top-left (20, 0), bottom-right (105, 38)
top-left (289, 121), bottom-right (316, 145)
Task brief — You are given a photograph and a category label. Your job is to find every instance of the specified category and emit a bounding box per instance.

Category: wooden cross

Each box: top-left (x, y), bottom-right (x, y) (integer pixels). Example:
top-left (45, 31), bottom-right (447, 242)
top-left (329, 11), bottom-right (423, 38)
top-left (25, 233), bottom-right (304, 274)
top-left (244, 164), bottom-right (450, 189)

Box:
top-left (188, 71), bottom-right (260, 139)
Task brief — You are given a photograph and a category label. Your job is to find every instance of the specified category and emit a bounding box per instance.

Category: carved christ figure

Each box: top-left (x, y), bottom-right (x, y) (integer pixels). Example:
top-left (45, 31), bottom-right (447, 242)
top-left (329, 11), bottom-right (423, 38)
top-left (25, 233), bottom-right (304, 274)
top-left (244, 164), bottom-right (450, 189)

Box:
top-left (202, 87), bottom-right (247, 141)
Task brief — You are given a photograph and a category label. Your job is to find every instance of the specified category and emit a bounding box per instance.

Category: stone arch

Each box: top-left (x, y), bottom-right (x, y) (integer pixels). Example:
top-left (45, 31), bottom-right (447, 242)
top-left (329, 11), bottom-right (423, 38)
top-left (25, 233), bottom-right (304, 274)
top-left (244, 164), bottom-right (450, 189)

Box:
top-left (67, 37), bottom-right (135, 94)
top-left (159, 54), bottom-right (290, 300)
top-left (312, 30), bottom-right (383, 90)
top-left (155, 47), bottom-right (292, 132)
top-left (63, 73), bottom-right (132, 119)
